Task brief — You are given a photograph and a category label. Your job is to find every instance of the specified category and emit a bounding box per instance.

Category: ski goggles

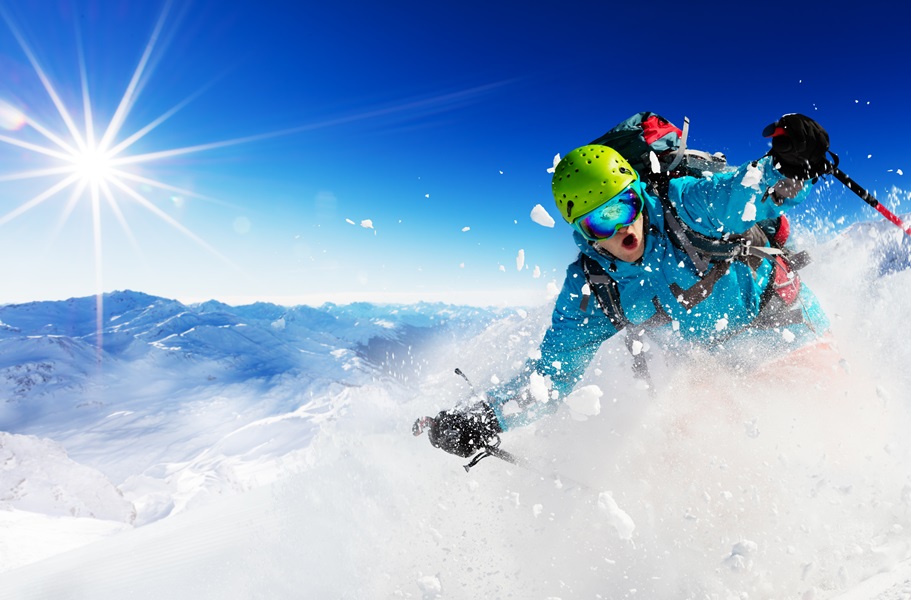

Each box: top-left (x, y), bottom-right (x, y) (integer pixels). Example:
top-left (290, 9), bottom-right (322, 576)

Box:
top-left (571, 186), bottom-right (644, 241)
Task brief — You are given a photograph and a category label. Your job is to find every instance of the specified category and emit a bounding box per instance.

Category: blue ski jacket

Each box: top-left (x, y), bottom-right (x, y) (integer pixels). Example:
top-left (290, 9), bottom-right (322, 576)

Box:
top-left (489, 155), bottom-right (830, 431)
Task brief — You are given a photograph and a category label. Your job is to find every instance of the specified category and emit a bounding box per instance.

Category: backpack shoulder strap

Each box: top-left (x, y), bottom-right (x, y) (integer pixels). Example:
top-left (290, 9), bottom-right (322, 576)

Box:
top-left (655, 191), bottom-right (789, 275)
top-left (578, 254), bottom-right (629, 331)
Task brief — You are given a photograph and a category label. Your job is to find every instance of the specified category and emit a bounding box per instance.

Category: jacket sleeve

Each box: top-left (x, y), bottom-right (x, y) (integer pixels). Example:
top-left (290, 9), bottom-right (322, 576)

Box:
top-left (670, 155), bottom-right (815, 237)
top-left (487, 258), bottom-right (619, 431)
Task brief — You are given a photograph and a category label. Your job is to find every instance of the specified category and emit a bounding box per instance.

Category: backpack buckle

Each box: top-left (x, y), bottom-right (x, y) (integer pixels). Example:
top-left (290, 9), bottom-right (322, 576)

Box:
top-left (738, 238), bottom-right (753, 257)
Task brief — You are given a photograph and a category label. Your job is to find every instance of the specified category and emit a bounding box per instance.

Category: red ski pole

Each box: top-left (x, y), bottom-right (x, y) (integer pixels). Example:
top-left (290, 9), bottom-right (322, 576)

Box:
top-left (828, 165), bottom-right (911, 236)
top-left (765, 123), bottom-right (909, 235)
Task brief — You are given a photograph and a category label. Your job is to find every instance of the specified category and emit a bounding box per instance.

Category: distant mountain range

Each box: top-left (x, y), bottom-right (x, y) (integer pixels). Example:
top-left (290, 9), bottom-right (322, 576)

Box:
top-left (0, 291), bottom-right (514, 525)
top-left (0, 291), bottom-right (508, 423)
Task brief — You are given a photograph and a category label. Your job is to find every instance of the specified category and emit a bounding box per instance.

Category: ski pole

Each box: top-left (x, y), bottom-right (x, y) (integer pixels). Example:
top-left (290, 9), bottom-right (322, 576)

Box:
top-left (827, 163), bottom-right (911, 235)
top-left (764, 125), bottom-right (910, 235)
top-left (413, 416), bottom-right (595, 491)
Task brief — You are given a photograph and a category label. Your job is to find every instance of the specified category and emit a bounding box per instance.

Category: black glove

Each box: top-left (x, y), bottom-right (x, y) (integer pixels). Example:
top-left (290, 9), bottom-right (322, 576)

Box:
top-left (762, 113), bottom-right (830, 180)
top-left (427, 403), bottom-right (502, 458)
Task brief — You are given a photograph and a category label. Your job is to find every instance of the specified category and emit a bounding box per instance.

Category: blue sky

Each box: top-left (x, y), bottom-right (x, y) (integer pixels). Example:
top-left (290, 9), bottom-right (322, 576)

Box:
top-left (0, 0), bottom-right (907, 306)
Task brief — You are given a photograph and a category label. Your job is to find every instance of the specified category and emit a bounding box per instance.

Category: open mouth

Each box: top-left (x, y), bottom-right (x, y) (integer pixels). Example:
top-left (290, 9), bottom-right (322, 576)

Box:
top-left (621, 233), bottom-right (638, 250)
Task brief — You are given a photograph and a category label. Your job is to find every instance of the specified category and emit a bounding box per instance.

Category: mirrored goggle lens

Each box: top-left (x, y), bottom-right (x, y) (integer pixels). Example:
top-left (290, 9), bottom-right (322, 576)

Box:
top-left (575, 188), bottom-right (642, 240)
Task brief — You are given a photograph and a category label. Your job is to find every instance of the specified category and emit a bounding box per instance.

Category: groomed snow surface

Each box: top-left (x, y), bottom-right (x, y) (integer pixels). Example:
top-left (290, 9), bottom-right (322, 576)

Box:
top-left (2, 216), bottom-right (911, 598)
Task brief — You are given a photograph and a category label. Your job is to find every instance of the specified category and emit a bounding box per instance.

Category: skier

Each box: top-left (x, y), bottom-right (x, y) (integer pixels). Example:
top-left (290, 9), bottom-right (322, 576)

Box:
top-left (424, 113), bottom-right (834, 459)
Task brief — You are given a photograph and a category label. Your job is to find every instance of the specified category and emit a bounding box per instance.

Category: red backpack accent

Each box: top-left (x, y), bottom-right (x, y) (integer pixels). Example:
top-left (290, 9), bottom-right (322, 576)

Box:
top-left (641, 115), bottom-right (682, 146)
top-left (772, 214), bottom-right (791, 247)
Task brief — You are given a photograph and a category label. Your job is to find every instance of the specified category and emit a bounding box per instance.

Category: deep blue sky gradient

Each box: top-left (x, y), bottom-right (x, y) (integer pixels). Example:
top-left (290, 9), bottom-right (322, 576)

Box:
top-left (0, 0), bottom-right (907, 305)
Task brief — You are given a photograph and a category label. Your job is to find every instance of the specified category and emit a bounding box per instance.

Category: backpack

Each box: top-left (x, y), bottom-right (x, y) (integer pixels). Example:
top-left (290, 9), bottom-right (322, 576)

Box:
top-left (589, 112), bottom-right (730, 186)
top-left (577, 113), bottom-right (810, 381)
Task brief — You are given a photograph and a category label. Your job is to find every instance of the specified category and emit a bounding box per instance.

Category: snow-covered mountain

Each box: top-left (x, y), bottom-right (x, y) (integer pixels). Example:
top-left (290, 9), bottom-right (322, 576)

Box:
top-left (2, 216), bottom-right (911, 599)
top-left (0, 293), bottom-right (513, 529)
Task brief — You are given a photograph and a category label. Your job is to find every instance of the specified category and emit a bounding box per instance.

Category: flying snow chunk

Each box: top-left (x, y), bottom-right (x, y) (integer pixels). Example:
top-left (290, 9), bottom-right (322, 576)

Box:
top-left (360, 219), bottom-right (374, 229)
top-left (742, 197), bottom-right (758, 221)
top-left (630, 339), bottom-right (644, 355)
top-left (546, 153), bottom-right (561, 173)
top-left (649, 150), bottom-right (660, 174)
top-left (899, 169), bottom-right (905, 176)
top-left (598, 492), bottom-right (636, 540)
top-left (565, 385), bottom-right (602, 420)
top-left (345, 218), bottom-right (355, 225)
top-left (782, 329), bottom-right (796, 343)
top-left (417, 575), bottom-right (442, 595)
top-left (715, 317), bottom-right (729, 332)
top-left (528, 371), bottom-right (551, 404)
top-left (724, 540), bottom-right (758, 572)
top-left (741, 163), bottom-right (762, 189)
top-left (516, 249), bottom-right (525, 271)
top-left (530, 204), bottom-right (556, 228)
top-left (533, 265), bottom-right (541, 279)
top-left (461, 226), bottom-right (470, 232)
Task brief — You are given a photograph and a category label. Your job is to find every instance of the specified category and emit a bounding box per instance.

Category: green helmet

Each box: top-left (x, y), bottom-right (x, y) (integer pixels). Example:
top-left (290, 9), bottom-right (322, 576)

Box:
top-left (552, 145), bottom-right (639, 223)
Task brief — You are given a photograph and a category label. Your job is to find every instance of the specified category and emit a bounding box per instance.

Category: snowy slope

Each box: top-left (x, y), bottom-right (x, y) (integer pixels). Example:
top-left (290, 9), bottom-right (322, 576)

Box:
top-left (0, 216), bottom-right (911, 598)
top-left (0, 295), bottom-right (509, 547)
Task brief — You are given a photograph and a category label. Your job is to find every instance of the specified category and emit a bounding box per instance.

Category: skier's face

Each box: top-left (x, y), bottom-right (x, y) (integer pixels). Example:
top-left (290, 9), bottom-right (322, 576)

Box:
top-left (595, 211), bottom-right (645, 262)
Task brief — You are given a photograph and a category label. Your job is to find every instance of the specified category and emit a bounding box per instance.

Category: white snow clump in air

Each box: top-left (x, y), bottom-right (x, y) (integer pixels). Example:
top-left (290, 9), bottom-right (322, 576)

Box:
top-left (516, 249), bottom-right (525, 271)
top-left (597, 491), bottom-right (636, 540)
top-left (500, 400), bottom-right (521, 416)
top-left (649, 150), bottom-right (660, 174)
top-left (564, 384), bottom-right (602, 420)
top-left (528, 371), bottom-right (551, 404)
top-left (630, 339), bottom-right (644, 356)
top-left (741, 163), bottom-right (763, 189)
top-left (724, 540), bottom-right (759, 572)
top-left (546, 153), bottom-right (561, 173)
top-left (345, 218), bottom-right (355, 225)
top-left (417, 575), bottom-right (442, 595)
top-left (360, 219), bottom-right (374, 229)
top-left (715, 317), bottom-right (729, 332)
top-left (530, 204), bottom-right (556, 228)
top-left (742, 197), bottom-right (757, 221)
top-left (782, 329), bottom-right (796, 343)
top-left (461, 226), bottom-right (470, 232)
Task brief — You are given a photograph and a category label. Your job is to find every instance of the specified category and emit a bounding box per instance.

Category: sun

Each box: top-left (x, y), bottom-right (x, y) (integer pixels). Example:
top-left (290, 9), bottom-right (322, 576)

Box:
top-left (0, 1), bottom-right (253, 270)
top-left (71, 145), bottom-right (116, 187)
top-left (0, 2), bottom-right (245, 358)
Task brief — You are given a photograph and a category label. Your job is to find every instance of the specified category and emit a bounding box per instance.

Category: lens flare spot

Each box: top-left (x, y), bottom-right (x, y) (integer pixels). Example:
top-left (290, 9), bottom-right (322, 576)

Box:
top-left (0, 101), bottom-right (27, 131)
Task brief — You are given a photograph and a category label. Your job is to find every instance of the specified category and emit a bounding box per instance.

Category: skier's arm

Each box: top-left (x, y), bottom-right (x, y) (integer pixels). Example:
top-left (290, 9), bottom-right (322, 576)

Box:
top-left (487, 261), bottom-right (618, 431)
top-left (670, 155), bottom-right (814, 237)
top-left (672, 114), bottom-right (830, 237)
